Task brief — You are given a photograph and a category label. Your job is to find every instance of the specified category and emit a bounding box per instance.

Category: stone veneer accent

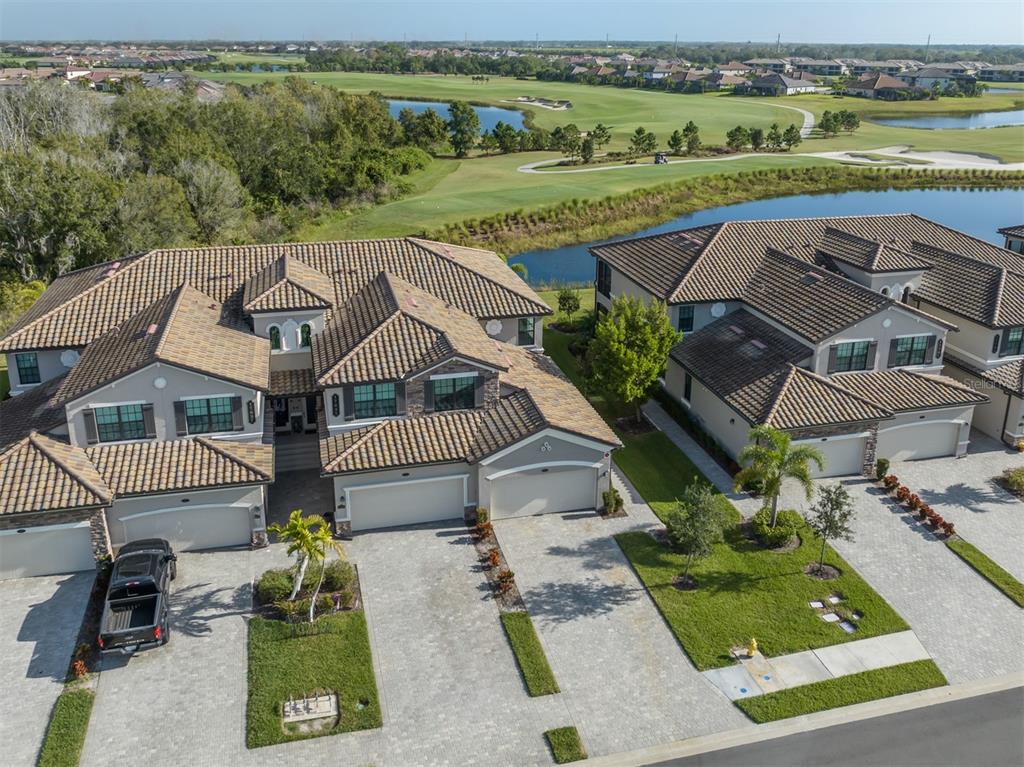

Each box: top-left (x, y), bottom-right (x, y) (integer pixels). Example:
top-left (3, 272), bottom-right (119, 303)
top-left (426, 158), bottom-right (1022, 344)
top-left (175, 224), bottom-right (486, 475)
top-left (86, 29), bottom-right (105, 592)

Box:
top-left (787, 420), bottom-right (880, 479)
top-left (861, 424), bottom-right (879, 477)
top-left (0, 507), bottom-right (112, 564)
top-left (405, 360), bottom-right (501, 417)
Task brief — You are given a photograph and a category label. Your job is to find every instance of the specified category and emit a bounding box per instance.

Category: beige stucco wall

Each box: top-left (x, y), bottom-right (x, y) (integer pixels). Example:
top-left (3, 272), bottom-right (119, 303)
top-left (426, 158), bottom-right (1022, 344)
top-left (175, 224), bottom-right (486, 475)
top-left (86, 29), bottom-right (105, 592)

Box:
top-left (944, 365), bottom-right (1024, 444)
top-left (917, 299), bottom-right (1015, 371)
top-left (812, 305), bottom-right (948, 375)
top-left (64, 362), bottom-right (264, 447)
top-left (664, 358), bottom-right (752, 459)
top-left (6, 349), bottom-right (79, 395)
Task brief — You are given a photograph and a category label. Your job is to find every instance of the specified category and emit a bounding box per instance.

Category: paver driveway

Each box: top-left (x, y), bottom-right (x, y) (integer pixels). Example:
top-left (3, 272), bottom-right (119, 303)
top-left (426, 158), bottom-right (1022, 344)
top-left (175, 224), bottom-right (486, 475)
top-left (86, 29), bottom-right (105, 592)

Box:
top-left (0, 573), bottom-right (93, 767)
top-left (495, 476), bottom-right (749, 760)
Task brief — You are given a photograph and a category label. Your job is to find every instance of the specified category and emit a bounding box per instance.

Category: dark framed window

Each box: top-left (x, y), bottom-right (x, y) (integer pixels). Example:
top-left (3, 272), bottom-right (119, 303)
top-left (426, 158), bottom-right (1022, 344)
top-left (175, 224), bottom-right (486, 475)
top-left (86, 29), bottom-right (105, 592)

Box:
top-left (683, 373), bottom-right (693, 402)
top-left (331, 393), bottom-right (340, 417)
top-left (891, 335), bottom-right (931, 366)
top-left (300, 323), bottom-right (312, 348)
top-left (269, 326), bottom-right (281, 351)
top-left (95, 404), bottom-right (146, 442)
top-left (596, 259), bottom-right (612, 297)
top-left (433, 376), bottom-right (476, 412)
top-left (1003, 327), bottom-right (1023, 356)
top-left (992, 334), bottom-right (1001, 354)
top-left (185, 396), bottom-right (234, 434)
top-left (353, 383), bottom-right (396, 418)
top-left (833, 341), bottom-right (871, 372)
top-left (677, 305), bottom-right (695, 333)
top-left (14, 352), bottom-right (40, 384)
top-left (517, 317), bottom-right (535, 346)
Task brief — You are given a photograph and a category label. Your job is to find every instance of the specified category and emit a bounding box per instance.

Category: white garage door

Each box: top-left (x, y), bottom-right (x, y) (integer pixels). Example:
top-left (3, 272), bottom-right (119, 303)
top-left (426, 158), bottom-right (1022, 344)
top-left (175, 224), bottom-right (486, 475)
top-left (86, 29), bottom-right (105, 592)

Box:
top-left (120, 505), bottom-right (252, 551)
top-left (348, 476), bottom-right (466, 532)
top-left (491, 467), bottom-right (597, 519)
top-left (877, 423), bottom-right (958, 463)
top-left (798, 437), bottom-right (866, 478)
top-left (0, 523), bottom-right (95, 580)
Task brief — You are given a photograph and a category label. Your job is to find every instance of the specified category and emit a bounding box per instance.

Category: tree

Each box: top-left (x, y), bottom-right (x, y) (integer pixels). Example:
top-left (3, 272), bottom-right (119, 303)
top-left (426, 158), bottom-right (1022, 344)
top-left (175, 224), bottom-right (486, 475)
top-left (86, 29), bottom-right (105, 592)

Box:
top-left (734, 425), bottom-right (825, 527)
top-left (114, 173), bottom-right (198, 255)
top-left (446, 101), bottom-right (480, 157)
top-left (559, 123), bottom-right (583, 160)
top-left (411, 108), bottom-right (449, 152)
top-left (478, 132), bottom-right (499, 154)
top-left (667, 129), bottom-right (685, 155)
top-left (665, 483), bottom-right (724, 583)
top-left (806, 483), bottom-right (856, 574)
top-left (589, 294), bottom-right (680, 421)
top-left (492, 120), bottom-right (519, 154)
top-left (175, 158), bottom-right (251, 243)
top-left (766, 122), bottom-right (783, 151)
top-left (590, 122), bottom-right (611, 149)
top-left (749, 126), bottom-right (765, 151)
top-left (819, 110), bottom-right (839, 137)
top-left (628, 126), bottom-right (657, 156)
top-left (838, 109), bottom-right (860, 132)
top-left (725, 125), bottom-right (750, 151)
top-left (580, 136), bottom-right (595, 163)
top-left (782, 123), bottom-right (803, 149)
top-left (681, 120), bottom-right (701, 154)
top-left (267, 510), bottom-right (345, 622)
top-left (556, 286), bottom-right (581, 323)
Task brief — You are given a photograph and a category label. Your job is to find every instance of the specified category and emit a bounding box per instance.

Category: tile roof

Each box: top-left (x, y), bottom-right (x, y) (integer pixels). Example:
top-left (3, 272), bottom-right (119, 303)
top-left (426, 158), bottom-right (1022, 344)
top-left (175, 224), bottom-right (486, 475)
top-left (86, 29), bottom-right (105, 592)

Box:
top-left (269, 367), bottom-right (318, 397)
top-left (242, 255), bottom-right (335, 313)
top-left (817, 227), bottom-right (931, 273)
top-left (848, 73), bottom-right (910, 90)
top-left (945, 353), bottom-right (1024, 396)
top-left (55, 284), bottom-right (270, 402)
top-left (0, 238), bottom-right (550, 353)
top-left (827, 369), bottom-right (989, 412)
top-left (85, 437), bottom-right (273, 496)
top-left (0, 433), bottom-right (112, 515)
top-left (313, 273), bottom-right (509, 386)
top-left (762, 367), bottom-right (893, 430)
top-left (997, 224), bottom-right (1024, 238)
top-left (0, 374), bottom-right (68, 447)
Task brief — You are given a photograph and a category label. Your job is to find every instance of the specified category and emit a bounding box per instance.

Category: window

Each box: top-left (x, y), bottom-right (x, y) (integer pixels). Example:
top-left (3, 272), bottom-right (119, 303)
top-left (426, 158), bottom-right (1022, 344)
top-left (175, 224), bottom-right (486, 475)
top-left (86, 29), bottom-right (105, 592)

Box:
top-left (268, 325), bottom-right (281, 351)
top-left (677, 305), bottom-right (695, 333)
top-left (184, 396), bottom-right (235, 434)
top-left (95, 404), bottom-right (146, 442)
top-left (517, 317), bottom-right (535, 346)
top-left (1003, 327), bottom-right (1024, 356)
top-left (832, 341), bottom-right (871, 372)
top-left (901, 286), bottom-right (912, 304)
top-left (300, 323), bottom-right (312, 348)
top-left (14, 352), bottom-right (40, 385)
top-left (891, 335), bottom-right (932, 367)
top-left (596, 259), bottom-right (612, 297)
top-left (331, 393), bottom-right (340, 417)
top-left (353, 383), bottom-right (396, 418)
top-left (993, 334), bottom-right (1002, 354)
top-left (433, 376), bottom-right (476, 412)
top-left (683, 372), bottom-right (693, 402)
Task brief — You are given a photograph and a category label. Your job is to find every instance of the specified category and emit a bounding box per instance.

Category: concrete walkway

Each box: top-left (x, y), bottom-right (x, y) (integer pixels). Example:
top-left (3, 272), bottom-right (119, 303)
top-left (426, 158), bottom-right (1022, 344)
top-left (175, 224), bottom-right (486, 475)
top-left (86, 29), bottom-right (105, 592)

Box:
top-left (704, 630), bottom-right (931, 701)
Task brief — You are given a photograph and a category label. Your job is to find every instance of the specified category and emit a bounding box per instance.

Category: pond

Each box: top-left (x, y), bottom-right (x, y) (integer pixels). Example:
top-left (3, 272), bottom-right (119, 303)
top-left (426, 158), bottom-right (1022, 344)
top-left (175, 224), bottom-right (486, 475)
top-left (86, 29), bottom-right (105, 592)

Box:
top-left (870, 108), bottom-right (1024, 130)
top-left (386, 99), bottom-right (526, 134)
top-left (508, 188), bottom-right (1023, 286)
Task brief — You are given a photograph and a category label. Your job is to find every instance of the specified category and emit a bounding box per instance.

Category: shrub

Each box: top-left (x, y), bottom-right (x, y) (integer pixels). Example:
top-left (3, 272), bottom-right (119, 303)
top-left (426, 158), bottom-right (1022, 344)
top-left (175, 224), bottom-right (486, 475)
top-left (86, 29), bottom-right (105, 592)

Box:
top-left (929, 514), bottom-right (945, 529)
top-left (602, 487), bottom-right (623, 513)
top-left (321, 559), bottom-right (356, 593)
top-left (895, 486), bottom-right (911, 503)
top-left (875, 458), bottom-right (890, 480)
top-left (496, 569), bottom-right (516, 594)
top-left (752, 507), bottom-right (801, 548)
top-left (71, 659), bottom-right (88, 678)
top-left (941, 521), bottom-right (956, 537)
top-left (476, 507), bottom-right (490, 524)
top-left (474, 520), bottom-right (494, 541)
top-left (883, 474), bottom-right (899, 491)
top-left (906, 494), bottom-right (922, 511)
top-left (486, 547), bottom-right (501, 568)
top-left (256, 568), bottom-right (294, 605)
top-left (1004, 467), bottom-right (1024, 494)
top-left (294, 593), bottom-right (335, 618)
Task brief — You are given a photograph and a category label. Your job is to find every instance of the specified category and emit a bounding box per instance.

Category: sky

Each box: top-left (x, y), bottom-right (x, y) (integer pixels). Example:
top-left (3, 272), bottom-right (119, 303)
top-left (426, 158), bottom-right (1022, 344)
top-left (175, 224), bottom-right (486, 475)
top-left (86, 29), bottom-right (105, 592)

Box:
top-left (1, 1), bottom-right (1022, 45)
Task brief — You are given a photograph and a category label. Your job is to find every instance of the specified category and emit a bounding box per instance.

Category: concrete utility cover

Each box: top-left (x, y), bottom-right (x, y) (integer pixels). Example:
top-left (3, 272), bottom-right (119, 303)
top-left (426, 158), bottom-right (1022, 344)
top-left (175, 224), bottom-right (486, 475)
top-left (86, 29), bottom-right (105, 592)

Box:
top-left (828, 595), bottom-right (843, 604)
top-left (840, 621), bottom-right (857, 633)
top-left (821, 612), bottom-right (841, 623)
top-left (704, 665), bottom-right (763, 701)
top-left (809, 600), bottom-right (825, 608)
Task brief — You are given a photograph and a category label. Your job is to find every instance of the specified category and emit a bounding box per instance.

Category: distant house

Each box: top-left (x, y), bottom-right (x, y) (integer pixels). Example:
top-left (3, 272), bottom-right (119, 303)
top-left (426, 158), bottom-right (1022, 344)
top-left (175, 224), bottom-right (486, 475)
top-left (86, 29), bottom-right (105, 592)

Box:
top-left (740, 73), bottom-right (817, 96)
top-left (979, 64), bottom-right (1024, 82)
top-left (743, 58), bottom-right (790, 73)
top-left (900, 67), bottom-right (976, 90)
top-left (845, 60), bottom-right (904, 77)
top-left (846, 73), bottom-right (913, 99)
top-left (715, 61), bottom-right (752, 76)
top-left (702, 72), bottom-right (747, 91)
top-left (794, 59), bottom-right (847, 77)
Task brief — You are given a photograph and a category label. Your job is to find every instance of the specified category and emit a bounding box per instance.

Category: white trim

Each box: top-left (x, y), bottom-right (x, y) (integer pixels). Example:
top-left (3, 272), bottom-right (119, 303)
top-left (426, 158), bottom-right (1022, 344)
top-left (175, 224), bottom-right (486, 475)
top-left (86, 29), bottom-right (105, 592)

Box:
top-left (429, 371), bottom-right (480, 381)
top-left (485, 460), bottom-right (602, 481)
top-left (178, 392), bottom-right (238, 401)
top-left (478, 427), bottom-right (616, 465)
top-left (89, 399), bottom-right (147, 408)
top-left (794, 431), bottom-right (870, 443)
top-left (0, 521), bottom-right (91, 536)
top-left (118, 500), bottom-right (253, 522)
top-left (891, 332), bottom-right (934, 341)
top-left (342, 474), bottom-right (470, 523)
top-left (408, 357), bottom-right (503, 379)
top-left (877, 418), bottom-right (966, 435)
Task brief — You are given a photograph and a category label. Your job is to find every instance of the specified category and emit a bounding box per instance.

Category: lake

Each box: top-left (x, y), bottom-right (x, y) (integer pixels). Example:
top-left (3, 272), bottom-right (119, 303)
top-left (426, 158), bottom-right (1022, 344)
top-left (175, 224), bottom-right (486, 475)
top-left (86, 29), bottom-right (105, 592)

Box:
top-left (386, 99), bottom-right (526, 133)
top-left (508, 188), bottom-right (1024, 286)
top-left (870, 108), bottom-right (1024, 130)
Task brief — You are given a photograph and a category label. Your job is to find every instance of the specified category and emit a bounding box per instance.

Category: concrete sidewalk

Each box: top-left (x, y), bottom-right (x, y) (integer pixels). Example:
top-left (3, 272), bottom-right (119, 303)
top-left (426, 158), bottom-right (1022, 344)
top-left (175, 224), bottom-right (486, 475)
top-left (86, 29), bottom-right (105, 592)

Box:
top-left (704, 630), bottom-right (931, 701)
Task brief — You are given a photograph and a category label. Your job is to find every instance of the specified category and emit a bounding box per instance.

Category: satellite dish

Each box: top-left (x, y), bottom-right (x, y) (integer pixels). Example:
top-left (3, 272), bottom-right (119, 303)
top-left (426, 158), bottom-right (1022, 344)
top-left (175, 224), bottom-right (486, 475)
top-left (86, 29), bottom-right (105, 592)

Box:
top-left (485, 319), bottom-right (503, 337)
top-left (60, 349), bottom-right (80, 368)
top-left (711, 302), bottom-right (726, 318)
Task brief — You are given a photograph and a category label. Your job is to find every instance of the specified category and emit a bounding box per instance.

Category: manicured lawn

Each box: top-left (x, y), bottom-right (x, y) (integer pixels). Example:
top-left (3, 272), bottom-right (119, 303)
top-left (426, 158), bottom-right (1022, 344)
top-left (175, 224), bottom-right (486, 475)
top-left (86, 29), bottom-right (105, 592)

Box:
top-left (247, 613), bottom-right (381, 748)
top-left (736, 660), bottom-right (947, 723)
top-left (545, 726), bottom-right (587, 764)
top-left (37, 687), bottom-right (94, 767)
top-left (946, 538), bottom-right (1024, 607)
top-left (537, 287), bottom-right (595, 319)
top-left (500, 611), bottom-right (560, 696)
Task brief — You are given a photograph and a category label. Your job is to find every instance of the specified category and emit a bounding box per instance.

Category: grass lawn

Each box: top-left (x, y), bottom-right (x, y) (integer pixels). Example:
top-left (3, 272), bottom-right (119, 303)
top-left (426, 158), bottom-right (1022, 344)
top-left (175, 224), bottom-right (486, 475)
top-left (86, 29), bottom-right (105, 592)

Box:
top-left (736, 660), bottom-right (947, 723)
top-left (945, 538), bottom-right (1024, 607)
top-left (544, 726), bottom-right (587, 764)
top-left (247, 613), bottom-right (381, 748)
top-left (537, 287), bottom-right (595, 317)
top-left (500, 611), bottom-right (560, 696)
top-left (37, 687), bottom-right (94, 767)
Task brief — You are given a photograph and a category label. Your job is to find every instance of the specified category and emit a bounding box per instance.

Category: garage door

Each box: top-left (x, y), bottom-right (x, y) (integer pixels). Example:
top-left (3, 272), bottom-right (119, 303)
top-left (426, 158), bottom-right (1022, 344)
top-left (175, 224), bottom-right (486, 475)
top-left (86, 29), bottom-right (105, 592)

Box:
top-left (0, 523), bottom-right (94, 580)
top-left (797, 436), bottom-right (866, 478)
top-left (348, 476), bottom-right (466, 532)
top-left (120, 505), bottom-right (252, 551)
top-left (877, 422), bottom-right (958, 463)
top-left (491, 467), bottom-right (597, 519)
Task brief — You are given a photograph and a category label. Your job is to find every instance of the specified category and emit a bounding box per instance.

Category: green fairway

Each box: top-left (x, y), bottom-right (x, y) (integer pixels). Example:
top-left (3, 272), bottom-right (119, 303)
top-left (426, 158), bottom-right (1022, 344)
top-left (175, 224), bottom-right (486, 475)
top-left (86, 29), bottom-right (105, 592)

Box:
top-left (214, 52), bottom-right (306, 66)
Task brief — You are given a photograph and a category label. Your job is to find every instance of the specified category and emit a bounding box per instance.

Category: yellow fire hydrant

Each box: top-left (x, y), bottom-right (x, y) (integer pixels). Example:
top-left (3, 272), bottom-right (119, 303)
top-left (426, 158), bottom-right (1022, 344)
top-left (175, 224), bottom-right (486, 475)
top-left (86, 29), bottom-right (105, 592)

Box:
top-left (747, 638), bottom-right (758, 658)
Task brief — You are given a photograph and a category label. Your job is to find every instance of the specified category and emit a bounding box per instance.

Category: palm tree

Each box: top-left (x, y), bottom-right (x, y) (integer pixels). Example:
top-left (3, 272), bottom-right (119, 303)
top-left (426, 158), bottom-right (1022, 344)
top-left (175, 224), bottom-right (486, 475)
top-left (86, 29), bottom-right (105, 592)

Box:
top-left (734, 425), bottom-right (825, 527)
top-left (268, 510), bottom-right (345, 621)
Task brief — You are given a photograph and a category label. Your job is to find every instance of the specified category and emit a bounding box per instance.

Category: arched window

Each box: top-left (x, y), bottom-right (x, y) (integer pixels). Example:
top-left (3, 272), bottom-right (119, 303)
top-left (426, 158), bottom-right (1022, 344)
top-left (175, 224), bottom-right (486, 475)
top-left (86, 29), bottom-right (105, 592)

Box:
top-left (880, 286), bottom-right (890, 297)
top-left (901, 286), bottom-right (912, 304)
top-left (300, 323), bottom-right (312, 348)
top-left (268, 325), bottom-right (281, 351)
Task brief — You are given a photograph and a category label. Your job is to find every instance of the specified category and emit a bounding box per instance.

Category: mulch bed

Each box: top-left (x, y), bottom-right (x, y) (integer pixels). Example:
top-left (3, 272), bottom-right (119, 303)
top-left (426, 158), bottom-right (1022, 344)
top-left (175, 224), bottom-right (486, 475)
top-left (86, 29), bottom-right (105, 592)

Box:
top-left (805, 563), bottom-right (841, 581)
top-left (738, 521), bottom-right (801, 553)
top-left (254, 564), bottom-right (365, 620)
top-left (671, 574), bottom-right (698, 591)
top-left (472, 527), bottom-right (526, 613)
top-left (615, 415), bottom-right (655, 436)
top-left (995, 475), bottom-right (1024, 501)
top-left (68, 564), bottom-right (112, 685)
